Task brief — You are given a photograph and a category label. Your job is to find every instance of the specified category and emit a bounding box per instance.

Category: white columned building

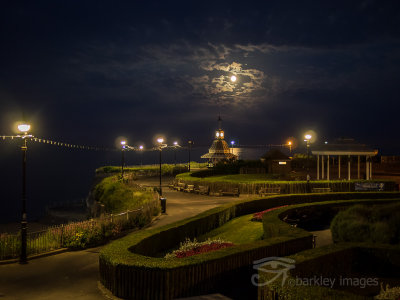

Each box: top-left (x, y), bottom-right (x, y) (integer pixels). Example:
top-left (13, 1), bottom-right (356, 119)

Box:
top-left (312, 140), bottom-right (377, 181)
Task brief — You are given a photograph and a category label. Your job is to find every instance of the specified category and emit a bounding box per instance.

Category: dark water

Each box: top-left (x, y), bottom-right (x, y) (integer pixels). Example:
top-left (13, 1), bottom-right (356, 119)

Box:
top-left (0, 139), bottom-right (266, 223)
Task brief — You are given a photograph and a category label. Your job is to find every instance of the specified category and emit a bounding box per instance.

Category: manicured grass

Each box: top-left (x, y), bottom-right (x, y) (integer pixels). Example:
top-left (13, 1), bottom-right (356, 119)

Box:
top-left (176, 172), bottom-right (391, 184)
top-left (198, 214), bottom-right (263, 244)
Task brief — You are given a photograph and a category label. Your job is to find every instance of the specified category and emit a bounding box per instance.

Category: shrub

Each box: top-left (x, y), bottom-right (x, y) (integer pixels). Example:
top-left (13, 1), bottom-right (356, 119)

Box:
top-left (93, 175), bottom-right (154, 213)
top-left (330, 202), bottom-right (400, 244)
top-left (96, 164), bottom-right (197, 176)
top-left (63, 223), bottom-right (103, 249)
top-left (375, 284), bottom-right (400, 300)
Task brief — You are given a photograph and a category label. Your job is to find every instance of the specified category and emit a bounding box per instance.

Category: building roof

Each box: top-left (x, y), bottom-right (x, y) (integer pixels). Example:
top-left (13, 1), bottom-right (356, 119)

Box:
top-left (201, 139), bottom-right (237, 159)
top-left (311, 139), bottom-right (378, 156)
top-left (261, 149), bottom-right (290, 161)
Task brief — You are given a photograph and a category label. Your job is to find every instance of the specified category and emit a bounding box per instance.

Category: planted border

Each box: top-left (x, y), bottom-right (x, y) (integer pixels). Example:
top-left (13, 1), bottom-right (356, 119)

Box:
top-left (99, 192), bottom-right (400, 300)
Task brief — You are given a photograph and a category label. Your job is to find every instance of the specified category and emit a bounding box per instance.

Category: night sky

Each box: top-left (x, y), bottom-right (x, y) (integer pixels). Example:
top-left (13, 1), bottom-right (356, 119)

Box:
top-left (1, 1), bottom-right (399, 150)
top-left (1, 1), bottom-right (400, 222)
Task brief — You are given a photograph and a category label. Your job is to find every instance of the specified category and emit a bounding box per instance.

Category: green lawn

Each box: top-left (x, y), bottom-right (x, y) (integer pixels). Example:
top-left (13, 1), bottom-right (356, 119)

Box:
top-left (176, 172), bottom-right (391, 185)
top-left (198, 214), bottom-right (263, 244)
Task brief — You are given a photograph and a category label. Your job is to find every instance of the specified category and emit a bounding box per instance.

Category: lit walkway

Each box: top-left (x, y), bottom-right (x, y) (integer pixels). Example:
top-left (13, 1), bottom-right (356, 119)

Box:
top-left (0, 178), bottom-right (242, 300)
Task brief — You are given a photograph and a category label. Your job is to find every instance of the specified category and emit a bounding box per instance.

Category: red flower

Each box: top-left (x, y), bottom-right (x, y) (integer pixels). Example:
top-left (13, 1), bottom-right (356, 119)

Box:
top-left (252, 205), bottom-right (288, 221)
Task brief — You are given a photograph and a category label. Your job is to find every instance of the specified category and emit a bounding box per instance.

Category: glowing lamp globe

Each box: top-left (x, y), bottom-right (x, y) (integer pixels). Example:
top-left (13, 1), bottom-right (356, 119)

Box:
top-left (157, 138), bottom-right (164, 144)
top-left (18, 124), bottom-right (31, 133)
top-left (230, 75), bottom-right (237, 82)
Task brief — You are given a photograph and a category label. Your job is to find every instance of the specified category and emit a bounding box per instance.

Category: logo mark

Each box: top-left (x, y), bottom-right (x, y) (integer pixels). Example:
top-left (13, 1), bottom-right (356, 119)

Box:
top-left (251, 257), bottom-right (295, 287)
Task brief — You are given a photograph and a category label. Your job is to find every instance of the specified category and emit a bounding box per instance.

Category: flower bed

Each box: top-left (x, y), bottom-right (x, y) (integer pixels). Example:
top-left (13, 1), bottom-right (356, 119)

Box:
top-left (251, 205), bottom-right (288, 221)
top-left (165, 238), bottom-right (234, 259)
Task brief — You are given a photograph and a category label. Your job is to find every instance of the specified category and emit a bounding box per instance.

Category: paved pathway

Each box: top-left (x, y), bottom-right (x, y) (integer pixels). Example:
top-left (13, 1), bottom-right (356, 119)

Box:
top-left (0, 178), bottom-right (242, 300)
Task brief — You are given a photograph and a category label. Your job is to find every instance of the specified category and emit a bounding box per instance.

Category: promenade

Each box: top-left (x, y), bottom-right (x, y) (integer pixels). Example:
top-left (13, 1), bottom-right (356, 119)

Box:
top-left (0, 177), bottom-right (241, 300)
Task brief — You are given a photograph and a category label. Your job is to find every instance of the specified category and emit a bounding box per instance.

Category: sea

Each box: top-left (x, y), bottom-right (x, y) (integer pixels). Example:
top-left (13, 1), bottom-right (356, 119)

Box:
top-left (0, 140), bottom-right (266, 224)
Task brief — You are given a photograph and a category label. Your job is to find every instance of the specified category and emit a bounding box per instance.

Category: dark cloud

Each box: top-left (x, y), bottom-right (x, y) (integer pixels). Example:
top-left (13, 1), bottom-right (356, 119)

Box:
top-left (0, 0), bottom-right (399, 150)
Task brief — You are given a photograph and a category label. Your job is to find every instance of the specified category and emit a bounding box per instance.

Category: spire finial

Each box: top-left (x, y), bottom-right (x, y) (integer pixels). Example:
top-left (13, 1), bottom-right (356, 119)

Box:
top-left (218, 115), bottom-right (222, 130)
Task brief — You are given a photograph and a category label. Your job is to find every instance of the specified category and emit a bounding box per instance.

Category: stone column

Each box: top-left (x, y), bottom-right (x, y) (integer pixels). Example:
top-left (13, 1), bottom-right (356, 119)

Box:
top-left (327, 155), bottom-right (330, 181)
top-left (317, 155), bottom-right (320, 180)
top-left (348, 155), bottom-right (351, 180)
top-left (370, 159), bottom-right (373, 179)
top-left (366, 156), bottom-right (370, 180)
top-left (338, 156), bottom-right (341, 179)
top-left (322, 155), bottom-right (325, 179)
top-left (357, 155), bottom-right (360, 179)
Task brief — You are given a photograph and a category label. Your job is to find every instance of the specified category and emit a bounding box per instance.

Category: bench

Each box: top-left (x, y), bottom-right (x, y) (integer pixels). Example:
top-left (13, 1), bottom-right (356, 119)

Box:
top-left (194, 185), bottom-right (210, 195)
top-left (168, 181), bottom-right (178, 190)
top-left (176, 182), bottom-right (186, 191)
top-left (312, 187), bottom-right (331, 193)
top-left (219, 188), bottom-right (240, 197)
top-left (258, 187), bottom-right (281, 196)
top-left (183, 184), bottom-right (195, 193)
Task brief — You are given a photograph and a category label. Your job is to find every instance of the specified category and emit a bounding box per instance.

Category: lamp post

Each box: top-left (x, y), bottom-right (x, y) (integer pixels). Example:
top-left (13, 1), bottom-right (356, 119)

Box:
top-left (173, 141), bottom-right (178, 166)
top-left (188, 140), bottom-right (193, 172)
top-left (230, 140), bottom-right (235, 154)
top-left (305, 134), bottom-right (312, 192)
top-left (287, 141), bottom-right (292, 154)
top-left (157, 138), bottom-right (164, 196)
top-left (18, 123), bottom-right (31, 264)
top-left (139, 145), bottom-right (144, 166)
top-left (120, 140), bottom-right (126, 179)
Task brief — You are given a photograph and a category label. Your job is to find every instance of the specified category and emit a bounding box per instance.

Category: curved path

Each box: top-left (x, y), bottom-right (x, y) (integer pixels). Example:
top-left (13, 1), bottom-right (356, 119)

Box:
top-left (0, 177), bottom-right (241, 300)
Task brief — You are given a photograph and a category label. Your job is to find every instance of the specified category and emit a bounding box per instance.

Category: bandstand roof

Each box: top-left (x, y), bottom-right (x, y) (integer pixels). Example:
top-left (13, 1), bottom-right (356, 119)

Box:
top-left (201, 139), bottom-right (237, 159)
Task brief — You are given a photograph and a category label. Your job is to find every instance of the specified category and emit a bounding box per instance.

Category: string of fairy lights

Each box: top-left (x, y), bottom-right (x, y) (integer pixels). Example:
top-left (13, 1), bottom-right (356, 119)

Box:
top-left (0, 135), bottom-right (185, 152)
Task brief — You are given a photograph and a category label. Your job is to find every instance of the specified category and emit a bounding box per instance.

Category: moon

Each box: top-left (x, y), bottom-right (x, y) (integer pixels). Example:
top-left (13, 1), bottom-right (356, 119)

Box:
top-left (230, 75), bottom-right (237, 82)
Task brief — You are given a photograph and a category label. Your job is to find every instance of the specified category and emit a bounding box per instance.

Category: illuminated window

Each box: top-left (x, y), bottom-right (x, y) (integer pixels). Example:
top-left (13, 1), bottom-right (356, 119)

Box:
top-left (278, 161), bottom-right (287, 165)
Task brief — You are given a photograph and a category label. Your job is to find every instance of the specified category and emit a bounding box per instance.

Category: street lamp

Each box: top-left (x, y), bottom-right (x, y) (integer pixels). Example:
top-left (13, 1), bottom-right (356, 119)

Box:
top-left (157, 138), bottom-right (164, 196)
top-left (139, 145), bottom-right (144, 166)
top-left (120, 140), bottom-right (126, 179)
top-left (304, 134), bottom-right (312, 192)
top-left (188, 140), bottom-right (193, 172)
top-left (230, 140), bottom-right (235, 154)
top-left (173, 141), bottom-right (178, 166)
top-left (17, 123), bottom-right (31, 264)
top-left (287, 141), bottom-right (292, 154)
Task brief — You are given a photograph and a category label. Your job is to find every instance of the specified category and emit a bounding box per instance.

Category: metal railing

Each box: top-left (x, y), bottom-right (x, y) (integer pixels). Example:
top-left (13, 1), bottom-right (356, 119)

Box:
top-left (0, 200), bottom-right (160, 261)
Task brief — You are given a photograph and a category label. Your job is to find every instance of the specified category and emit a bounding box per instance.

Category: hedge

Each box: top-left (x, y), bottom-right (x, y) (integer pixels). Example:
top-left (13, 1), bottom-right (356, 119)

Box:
top-left (175, 172), bottom-right (396, 194)
top-left (262, 198), bottom-right (400, 240)
top-left (259, 199), bottom-right (400, 300)
top-left (258, 243), bottom-right (400, 300)
top-left (99, 192), bottom-right (400, 299)
top-left (96, 163), bottom-right (207, 176)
